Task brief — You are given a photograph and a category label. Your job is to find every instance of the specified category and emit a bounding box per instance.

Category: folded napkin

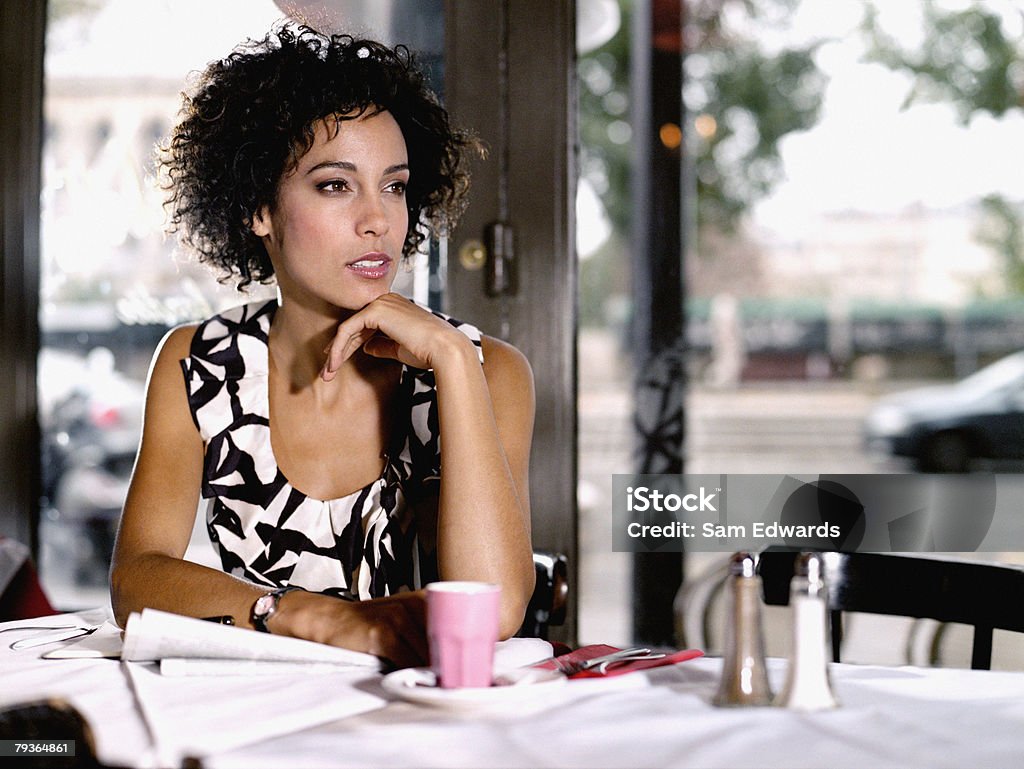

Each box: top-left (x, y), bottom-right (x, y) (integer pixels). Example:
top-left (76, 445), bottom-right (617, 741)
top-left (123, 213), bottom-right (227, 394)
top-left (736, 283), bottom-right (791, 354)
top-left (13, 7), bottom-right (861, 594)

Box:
top-left (493, 637), bottom-right (554, 674)
top-left (536, 644), bottom-right (703, 679)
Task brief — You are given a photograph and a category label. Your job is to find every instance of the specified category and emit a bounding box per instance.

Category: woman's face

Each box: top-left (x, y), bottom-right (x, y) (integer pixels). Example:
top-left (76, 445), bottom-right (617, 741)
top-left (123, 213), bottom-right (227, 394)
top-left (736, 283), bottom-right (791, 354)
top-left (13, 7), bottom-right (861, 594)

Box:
top-left (253, 110), bottom-right (410, 313)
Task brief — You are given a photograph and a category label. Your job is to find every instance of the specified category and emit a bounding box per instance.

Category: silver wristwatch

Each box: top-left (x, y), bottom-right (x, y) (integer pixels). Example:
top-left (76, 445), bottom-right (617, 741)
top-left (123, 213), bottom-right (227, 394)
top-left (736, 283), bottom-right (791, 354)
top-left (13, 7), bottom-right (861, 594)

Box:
top-left (251, 586), bottom-right (301, 633)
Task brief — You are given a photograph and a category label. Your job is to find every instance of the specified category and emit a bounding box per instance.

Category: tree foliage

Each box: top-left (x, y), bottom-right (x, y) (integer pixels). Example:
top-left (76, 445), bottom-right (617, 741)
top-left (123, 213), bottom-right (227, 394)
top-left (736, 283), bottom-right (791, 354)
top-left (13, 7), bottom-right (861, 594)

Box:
top-left (578, 11), bottom-right (633, 239)
top-left (685, 0), bottom-right (827, 232)
top-left (976, 194), bottom-right (1024, 294)
top-left (577, 0), bottom-right (828, 324)
top-left (860, 0), bottom-right (1024, 293)
top-left (579, 0), bottom-right (828, 239)
top-left (860, 0), bottom-right (1022, 123)
top-left (579, 0), bottom-right (1024, 312)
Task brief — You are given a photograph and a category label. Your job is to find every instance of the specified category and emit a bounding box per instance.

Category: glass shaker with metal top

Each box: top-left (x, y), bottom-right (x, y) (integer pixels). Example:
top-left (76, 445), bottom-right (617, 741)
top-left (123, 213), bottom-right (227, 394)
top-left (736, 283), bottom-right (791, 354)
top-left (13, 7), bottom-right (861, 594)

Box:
top-left (712, 551), bottom-right (773, 707)
top-left (775, 551), bottom-right (840, 710)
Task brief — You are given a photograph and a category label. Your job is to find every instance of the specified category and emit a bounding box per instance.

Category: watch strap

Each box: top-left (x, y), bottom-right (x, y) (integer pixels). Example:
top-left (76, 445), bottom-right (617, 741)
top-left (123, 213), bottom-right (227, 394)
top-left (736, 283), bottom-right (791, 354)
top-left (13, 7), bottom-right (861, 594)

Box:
top-left (251, 585), bottom-right (302, 633)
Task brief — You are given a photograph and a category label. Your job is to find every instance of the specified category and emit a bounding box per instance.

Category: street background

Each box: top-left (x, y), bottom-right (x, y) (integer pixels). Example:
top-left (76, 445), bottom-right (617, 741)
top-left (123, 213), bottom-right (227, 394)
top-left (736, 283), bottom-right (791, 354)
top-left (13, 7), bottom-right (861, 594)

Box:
top-left (578, 328), bottom-right (1024, 670)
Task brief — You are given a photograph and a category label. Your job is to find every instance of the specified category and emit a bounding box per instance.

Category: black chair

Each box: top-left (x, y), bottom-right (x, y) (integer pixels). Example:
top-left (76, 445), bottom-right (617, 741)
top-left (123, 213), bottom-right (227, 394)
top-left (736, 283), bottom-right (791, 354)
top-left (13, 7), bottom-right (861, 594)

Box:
top-left (758, 547), bottom-right (1024, 670)
top-left (519, 550), bottom-right (569, 639)
top-left (0, 699), bottom-right (105, 769)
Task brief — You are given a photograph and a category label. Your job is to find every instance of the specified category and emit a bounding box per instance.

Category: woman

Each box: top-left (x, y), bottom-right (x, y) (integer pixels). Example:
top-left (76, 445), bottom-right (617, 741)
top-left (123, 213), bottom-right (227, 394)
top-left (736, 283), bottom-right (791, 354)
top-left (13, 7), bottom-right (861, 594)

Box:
top-left (110, 23), bottom-right (535, 669)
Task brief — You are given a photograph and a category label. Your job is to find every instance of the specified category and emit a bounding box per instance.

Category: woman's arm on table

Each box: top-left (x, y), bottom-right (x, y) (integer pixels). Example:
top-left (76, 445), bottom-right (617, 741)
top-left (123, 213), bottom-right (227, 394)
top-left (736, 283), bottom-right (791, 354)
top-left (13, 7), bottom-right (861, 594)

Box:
top-left (109, 325), bottom-right (428, 667)
top-left (323, 295), bottom-right (537, 638)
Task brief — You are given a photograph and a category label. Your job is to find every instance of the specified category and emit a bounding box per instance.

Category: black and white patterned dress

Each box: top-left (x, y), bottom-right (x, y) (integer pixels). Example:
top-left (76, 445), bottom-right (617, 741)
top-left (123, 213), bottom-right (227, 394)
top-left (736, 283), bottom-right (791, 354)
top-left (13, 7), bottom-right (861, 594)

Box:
top-left (180, 298), bottom-right (483, 599)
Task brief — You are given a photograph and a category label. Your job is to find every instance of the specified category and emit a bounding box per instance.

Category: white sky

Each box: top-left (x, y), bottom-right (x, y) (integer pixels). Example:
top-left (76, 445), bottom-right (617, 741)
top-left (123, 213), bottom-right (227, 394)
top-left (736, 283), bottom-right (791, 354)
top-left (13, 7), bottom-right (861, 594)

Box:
top-left (46, 0), bottom-right (286, 78)
top-left (752, 0), bottom-right (1024, 230)
top-left (46, 0), bottom-right (429, 77)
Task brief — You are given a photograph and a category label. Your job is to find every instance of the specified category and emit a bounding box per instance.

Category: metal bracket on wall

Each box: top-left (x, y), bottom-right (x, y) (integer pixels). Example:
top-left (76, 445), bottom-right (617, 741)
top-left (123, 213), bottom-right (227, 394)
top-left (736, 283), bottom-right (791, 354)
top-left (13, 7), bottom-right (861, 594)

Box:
top-left (484, 220), bottom-right (516, 297)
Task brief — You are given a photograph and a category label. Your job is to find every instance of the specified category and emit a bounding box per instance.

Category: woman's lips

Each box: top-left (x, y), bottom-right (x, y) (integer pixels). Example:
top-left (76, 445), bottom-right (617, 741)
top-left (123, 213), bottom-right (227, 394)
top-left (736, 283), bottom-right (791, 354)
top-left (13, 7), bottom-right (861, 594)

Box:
top-left (346, 253), bottom-right (392, 279)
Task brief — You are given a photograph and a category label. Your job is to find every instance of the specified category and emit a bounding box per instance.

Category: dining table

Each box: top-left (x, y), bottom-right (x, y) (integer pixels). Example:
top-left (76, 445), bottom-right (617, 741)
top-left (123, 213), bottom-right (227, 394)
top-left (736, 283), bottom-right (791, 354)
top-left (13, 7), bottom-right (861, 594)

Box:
top-left (1, 607), bottom-right (1022, 769)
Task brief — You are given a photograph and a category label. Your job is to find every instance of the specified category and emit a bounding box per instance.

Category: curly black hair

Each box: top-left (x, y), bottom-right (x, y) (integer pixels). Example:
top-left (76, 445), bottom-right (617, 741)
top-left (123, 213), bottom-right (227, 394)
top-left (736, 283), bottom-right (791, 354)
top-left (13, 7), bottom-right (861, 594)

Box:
top-left (159, 23), bottom-right (478, 288)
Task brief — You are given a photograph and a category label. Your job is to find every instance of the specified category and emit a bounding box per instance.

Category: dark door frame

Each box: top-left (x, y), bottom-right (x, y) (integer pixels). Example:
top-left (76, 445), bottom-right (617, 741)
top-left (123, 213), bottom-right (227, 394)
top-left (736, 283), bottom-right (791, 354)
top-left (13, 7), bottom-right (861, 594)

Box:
top-left (0, 0), bottom-right (46, 551)
top-left (445, 0), bottom-right (578, 643)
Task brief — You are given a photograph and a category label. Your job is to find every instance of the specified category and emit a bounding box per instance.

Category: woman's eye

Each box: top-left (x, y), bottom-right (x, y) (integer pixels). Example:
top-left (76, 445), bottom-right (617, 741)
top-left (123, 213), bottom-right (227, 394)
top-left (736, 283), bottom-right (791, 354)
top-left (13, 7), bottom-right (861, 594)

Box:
top-left (317, 179), bottom-right (348, 193)
top-left (385, 180), bottom-right (407, 195)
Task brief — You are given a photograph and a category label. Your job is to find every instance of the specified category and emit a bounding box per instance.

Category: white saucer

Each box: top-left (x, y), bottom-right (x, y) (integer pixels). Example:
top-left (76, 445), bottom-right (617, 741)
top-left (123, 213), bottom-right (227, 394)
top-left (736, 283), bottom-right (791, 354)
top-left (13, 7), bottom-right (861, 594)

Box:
top-left (381, 666), bottom-right (566, 712)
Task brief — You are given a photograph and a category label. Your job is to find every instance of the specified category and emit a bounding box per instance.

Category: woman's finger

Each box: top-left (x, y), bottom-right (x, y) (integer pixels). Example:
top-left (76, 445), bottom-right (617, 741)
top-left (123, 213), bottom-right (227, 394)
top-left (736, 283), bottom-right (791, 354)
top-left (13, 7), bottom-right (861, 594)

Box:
top-left (399, 606), bottom-right (430, 667)
top-left (360, 599), bottom-right (428, 668)
top-left (397, 593), bottom-right (429, 663)
top-left (321, 293), bottom-right (456, 377)
top-left (361, 335), bottom-right (401, 361)
top-left (322, 325), bottom-right (377, 380)
top-left (360, 335), bottom-right (431, 369)
top-left (322, 298), bottom-right (397, 373)
top-left (378, 627), bottom-right (428, 669)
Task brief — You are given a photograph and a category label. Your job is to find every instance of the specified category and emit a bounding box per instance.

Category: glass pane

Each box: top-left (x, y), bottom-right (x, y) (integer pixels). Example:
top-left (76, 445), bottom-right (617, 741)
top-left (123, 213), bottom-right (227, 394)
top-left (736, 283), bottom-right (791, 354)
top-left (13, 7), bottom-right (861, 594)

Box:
top-left (680, 0), bottom-right (1024, 666)
top-left (577, 0), bottom-right (1024, 662)
top-left (576, 0), bottom-right (633, 645)
top-left (38, 0), bottom-right (445, 609)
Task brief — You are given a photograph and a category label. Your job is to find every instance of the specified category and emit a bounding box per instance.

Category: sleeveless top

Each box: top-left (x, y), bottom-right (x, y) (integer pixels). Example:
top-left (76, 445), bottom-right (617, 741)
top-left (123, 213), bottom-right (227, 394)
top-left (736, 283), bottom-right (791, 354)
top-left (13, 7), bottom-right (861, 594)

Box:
top-left (180, 298), bottom-right (483, 599)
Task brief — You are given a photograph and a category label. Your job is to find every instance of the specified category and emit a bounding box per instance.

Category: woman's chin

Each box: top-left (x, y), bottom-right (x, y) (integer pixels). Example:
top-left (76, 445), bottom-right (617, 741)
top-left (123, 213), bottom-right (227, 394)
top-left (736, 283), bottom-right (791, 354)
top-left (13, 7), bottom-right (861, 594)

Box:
top-left (321, 287), bottom-right (391, 314)
top-left (349, 282), bottom-right (396, 306)
top-left (279, 277), bottom-right (396, 314)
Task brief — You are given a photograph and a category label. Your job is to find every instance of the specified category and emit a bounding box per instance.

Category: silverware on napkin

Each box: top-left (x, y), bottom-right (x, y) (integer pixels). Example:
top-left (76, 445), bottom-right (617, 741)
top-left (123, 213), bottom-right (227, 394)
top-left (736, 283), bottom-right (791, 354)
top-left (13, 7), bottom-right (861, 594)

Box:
top-left (552, 646), bottom-right (668, 676)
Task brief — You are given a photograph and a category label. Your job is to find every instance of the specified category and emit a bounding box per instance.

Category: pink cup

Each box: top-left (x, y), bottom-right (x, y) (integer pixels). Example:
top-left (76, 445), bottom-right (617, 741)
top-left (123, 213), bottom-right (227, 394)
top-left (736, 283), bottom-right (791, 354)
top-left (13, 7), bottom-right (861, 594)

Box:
top-left (427, 581), bottom-right (501, 688)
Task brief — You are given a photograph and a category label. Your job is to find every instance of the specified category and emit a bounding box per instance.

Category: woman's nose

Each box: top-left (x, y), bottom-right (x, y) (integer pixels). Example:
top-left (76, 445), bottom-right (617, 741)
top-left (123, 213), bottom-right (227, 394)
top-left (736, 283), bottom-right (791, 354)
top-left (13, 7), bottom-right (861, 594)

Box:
top-left (357, 194), bottom-right (389, 237)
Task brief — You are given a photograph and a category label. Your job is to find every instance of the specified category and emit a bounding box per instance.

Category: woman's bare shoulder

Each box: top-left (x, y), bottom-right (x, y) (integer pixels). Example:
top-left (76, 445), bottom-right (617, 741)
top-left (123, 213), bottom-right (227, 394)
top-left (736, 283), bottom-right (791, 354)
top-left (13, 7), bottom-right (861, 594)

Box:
top-left (479, 335), bottom-right (534, 409)
top-left (146, 322), bottom-right (200, 385)
top-left (480, 335), bottom-right (532, 377)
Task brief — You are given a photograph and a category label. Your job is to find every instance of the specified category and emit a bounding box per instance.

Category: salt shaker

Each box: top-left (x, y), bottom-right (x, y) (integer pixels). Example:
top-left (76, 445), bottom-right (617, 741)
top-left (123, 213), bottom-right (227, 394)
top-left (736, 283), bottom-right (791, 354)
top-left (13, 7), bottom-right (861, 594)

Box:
top-left (712, 551), bottom-right (773, 707)
top-left (775, 551), bottom-right (839, 711)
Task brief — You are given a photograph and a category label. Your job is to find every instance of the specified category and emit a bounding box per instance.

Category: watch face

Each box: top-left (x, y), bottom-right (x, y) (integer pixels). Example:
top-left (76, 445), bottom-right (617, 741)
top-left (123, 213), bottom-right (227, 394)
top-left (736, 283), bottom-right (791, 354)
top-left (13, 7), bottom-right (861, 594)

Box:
top-left (254, 594), bottom-right (275, 617)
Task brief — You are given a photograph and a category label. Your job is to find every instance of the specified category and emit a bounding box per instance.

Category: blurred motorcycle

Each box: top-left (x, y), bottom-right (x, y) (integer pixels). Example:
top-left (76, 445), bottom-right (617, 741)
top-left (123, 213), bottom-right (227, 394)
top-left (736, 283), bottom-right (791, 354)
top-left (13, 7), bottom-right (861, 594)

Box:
top-left (39, 348), bottom-right (143, 587)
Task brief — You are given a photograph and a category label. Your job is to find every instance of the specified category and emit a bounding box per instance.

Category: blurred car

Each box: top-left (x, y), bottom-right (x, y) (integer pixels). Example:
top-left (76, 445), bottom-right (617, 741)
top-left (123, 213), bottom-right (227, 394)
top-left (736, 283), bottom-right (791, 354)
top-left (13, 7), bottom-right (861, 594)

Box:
top-left (864, 351), bottom-right (1024, 472)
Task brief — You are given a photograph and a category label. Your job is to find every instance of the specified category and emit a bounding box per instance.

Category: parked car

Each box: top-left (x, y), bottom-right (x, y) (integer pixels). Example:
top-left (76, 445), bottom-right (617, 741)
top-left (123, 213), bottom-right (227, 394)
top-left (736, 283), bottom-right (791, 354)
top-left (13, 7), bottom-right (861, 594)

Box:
top-left (864, 351), bottom-right (1024, 472)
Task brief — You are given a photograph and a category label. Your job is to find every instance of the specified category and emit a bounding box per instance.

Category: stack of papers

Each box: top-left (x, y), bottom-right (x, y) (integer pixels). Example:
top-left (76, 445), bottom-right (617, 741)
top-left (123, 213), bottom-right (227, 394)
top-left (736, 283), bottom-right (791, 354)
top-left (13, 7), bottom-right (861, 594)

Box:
top-left (118, 610), bottom-right (385, 762)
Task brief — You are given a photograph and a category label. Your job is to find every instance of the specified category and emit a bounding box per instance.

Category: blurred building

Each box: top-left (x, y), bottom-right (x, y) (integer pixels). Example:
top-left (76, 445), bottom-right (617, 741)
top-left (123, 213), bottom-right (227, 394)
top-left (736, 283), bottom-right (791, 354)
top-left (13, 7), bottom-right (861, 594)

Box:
top-left (754, 203), bottom-right (1000, 306)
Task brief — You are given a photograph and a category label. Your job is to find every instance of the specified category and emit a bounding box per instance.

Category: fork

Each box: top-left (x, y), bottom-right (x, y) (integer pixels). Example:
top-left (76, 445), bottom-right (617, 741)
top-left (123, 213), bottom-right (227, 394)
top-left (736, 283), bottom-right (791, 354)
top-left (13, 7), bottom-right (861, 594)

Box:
top-left (590, 651), bottom-right (667, 674)
top-left (553, 646), bottom-right (665, 676)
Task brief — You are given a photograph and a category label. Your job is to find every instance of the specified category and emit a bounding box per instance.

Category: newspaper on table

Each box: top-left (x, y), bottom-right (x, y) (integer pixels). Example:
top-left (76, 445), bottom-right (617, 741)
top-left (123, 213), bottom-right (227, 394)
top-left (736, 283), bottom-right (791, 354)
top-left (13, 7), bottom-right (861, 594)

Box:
top-left (120, 607), bottom-right (382, 674)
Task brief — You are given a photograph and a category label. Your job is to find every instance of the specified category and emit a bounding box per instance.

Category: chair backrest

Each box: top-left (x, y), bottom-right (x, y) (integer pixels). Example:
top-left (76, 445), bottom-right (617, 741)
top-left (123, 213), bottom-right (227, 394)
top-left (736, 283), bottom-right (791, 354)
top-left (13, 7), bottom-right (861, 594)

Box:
top-left (758, 547), bottom-right (1024, 670)
top-left (519, 550), bottom-right (569, 640)
top-left (0, 538), bottom-right (58, 621)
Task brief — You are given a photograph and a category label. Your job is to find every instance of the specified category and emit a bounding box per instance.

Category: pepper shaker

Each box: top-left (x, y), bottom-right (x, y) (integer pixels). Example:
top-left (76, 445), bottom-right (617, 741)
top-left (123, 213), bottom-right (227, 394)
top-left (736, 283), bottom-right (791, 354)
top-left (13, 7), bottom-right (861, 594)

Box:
top-left (712, 551), bottom-right (773, 707)
top-left (775, 551), bottom-right (839, 711)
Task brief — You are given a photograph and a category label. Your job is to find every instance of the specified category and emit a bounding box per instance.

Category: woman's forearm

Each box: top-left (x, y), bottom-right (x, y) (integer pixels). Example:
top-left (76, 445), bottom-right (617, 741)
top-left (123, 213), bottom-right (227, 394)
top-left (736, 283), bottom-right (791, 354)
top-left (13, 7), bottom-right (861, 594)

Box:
top-left (111, 552), bottom-right (430, 666)
top-left (110, 551), bottom-right (268, 630)
top-left (431, 337), bottom-right (536, 637)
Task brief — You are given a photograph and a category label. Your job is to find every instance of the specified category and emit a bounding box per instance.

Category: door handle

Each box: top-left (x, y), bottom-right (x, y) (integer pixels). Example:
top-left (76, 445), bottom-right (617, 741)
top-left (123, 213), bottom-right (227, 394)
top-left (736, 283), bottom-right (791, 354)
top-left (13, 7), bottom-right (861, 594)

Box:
top-left (456, 221), bottom-right (516, 297)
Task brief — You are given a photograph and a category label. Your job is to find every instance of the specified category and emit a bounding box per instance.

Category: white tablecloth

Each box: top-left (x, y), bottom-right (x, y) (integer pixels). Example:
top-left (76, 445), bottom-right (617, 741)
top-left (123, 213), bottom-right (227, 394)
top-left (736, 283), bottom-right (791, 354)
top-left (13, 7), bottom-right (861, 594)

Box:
top-left (2, 610), bottom-right (1023, 768)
